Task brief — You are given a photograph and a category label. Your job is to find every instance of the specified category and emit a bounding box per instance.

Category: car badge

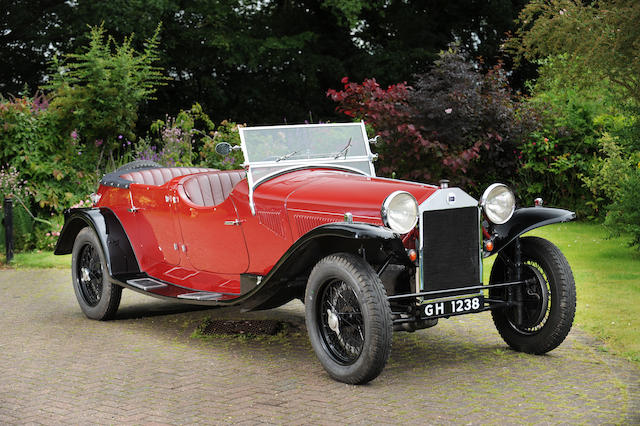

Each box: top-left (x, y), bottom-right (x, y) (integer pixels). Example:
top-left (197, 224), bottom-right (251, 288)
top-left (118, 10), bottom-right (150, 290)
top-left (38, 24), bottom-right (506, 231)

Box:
top-left (447, 192), bottom-right (456, 205)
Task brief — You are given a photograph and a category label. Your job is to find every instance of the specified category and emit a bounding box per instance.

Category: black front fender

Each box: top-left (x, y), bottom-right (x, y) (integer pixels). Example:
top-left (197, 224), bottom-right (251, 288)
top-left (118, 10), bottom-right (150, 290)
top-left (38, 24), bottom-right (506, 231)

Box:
top-left (489, 207), bottom-right (576, 256)
top-left (54, 208), bottom-right (140, 276)
top-left (239, 222), bottom-right (405, 311)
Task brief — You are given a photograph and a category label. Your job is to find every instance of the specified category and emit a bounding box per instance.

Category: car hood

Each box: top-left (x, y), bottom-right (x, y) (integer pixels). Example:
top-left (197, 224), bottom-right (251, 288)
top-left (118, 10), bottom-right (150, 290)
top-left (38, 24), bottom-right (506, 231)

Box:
top-left (255, 168), bottom-right (438, 224)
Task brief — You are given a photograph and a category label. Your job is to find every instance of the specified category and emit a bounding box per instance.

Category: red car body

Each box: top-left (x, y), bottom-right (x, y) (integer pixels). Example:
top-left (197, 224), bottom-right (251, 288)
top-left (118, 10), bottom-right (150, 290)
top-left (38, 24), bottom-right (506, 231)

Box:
top-left (55, 122), bottom-right (577, 384)
top-left (94, 168), bottom-right (435, 297)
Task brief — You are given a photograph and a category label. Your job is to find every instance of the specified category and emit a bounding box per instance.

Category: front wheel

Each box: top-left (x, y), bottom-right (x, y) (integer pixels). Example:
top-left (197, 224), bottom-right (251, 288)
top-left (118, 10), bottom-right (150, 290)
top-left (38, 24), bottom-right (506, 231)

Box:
top-left (490, 236), bottom-right (576, 354)
top-left (305, 253), bottom-right (392, 384)
top-left (71, 227), bottom-right (122, 320)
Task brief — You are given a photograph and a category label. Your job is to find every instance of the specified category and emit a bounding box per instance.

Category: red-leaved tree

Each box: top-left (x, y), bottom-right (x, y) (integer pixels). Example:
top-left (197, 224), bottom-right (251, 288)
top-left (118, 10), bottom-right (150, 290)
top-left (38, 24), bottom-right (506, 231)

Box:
top-left (327, 48), bottom-right (539, 190)
top-left (327, 77), bottom-right (465, 183)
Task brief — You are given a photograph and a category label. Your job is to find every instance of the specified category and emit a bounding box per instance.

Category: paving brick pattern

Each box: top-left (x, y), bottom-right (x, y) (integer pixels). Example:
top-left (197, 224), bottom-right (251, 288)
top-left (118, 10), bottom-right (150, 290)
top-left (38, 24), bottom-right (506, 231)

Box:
top-left (1, 269), bottom-right (638, 424)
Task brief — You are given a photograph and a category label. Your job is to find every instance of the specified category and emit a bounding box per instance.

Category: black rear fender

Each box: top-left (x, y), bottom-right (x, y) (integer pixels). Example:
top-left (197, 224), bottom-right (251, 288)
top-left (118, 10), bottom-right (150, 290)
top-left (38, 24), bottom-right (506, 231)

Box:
top-left (54, 208), bottom-right (140, 276)
top-left (490, 207), bottom-right (575, 256)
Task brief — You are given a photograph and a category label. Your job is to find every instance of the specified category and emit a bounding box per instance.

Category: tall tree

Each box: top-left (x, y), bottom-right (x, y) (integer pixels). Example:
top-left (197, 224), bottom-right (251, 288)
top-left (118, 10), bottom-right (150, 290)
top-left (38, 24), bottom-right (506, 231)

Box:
top-left (508, 0), bottom-right (640, 105)
top-left (352, 0), bottom-right (531, 85)
top-left (2, 1), bottom-right (531, 125)
top-left (0, 0), bottom-right (72, 94)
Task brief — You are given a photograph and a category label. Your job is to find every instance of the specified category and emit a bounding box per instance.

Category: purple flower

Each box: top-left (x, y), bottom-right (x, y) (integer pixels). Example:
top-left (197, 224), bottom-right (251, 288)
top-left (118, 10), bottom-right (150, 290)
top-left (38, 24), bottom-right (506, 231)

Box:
top-left (78, 151), bottom-right (82, 155)
top-left (71, 130), bottom-right (78, 140)
top-left (95, 139), bottom-right (103, 147)
top-left (118, 135), bottom-right (123, 139)
top-left (127, 140), bottom-right (131, 145)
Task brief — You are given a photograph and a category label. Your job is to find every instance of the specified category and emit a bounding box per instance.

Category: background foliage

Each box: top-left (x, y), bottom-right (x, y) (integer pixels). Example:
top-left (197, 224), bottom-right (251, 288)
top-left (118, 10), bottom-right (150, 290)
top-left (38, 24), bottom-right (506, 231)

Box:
top-left (508, 0), bottom-right (640, 244)
top-left (0, 0), bottom-right (531, 127)
top-left (0, 0), bottom-right (639, 251)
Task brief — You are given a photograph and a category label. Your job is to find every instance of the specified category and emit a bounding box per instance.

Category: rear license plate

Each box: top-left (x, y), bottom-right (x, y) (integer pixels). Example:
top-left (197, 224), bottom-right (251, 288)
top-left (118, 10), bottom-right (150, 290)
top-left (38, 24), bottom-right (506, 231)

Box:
top-left (422, 295), bottom-right (484, 318)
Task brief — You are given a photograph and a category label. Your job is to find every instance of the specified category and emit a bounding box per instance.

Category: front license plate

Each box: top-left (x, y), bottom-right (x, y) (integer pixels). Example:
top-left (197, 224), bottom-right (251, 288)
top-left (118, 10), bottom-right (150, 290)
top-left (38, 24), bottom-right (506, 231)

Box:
top-left (422, 295), bottom-right (484, 318)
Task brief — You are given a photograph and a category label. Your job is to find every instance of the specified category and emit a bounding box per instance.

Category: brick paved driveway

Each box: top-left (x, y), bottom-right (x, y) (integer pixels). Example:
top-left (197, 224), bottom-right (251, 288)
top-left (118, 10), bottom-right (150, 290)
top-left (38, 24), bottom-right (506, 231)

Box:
top-left (1, 268), bottom-right (638, 424)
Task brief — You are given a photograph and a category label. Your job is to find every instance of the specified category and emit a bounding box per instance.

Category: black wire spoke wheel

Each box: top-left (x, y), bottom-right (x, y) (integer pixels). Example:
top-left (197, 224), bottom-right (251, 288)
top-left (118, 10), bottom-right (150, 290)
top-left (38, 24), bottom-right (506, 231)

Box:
top-left (77, 244), bottom-right (103, 307)
top-left (489, 236), bottom-right (576, 354)
top-left (71, 227), bottom-right (122, 320)
top-left (305, 253), bottom-right (392, 385)
top-left (319, 279), bottom-right (365, 364)
top-left (507, 263), bottom-right (550, 334)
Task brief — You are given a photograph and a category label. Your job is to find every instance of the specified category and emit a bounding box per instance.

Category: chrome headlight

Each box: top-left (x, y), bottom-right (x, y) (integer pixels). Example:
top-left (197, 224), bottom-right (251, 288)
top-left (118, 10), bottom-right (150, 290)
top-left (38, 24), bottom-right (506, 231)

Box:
top-left (381, 191), bottom-right (419, 234)
top-left (480, 183), bottom-right (516, 224)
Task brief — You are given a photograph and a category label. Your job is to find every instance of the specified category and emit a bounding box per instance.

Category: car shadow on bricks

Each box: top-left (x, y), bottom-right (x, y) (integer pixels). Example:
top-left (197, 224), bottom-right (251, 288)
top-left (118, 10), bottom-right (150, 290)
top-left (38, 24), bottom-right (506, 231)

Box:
top-left (114, 300), bottom-right (214, 320)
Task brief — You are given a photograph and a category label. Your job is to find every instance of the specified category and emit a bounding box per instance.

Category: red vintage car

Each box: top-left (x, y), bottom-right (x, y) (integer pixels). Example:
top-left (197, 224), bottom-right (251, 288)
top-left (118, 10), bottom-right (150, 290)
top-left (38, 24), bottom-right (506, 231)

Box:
top-left (55, 122), bottom-right (576, 384)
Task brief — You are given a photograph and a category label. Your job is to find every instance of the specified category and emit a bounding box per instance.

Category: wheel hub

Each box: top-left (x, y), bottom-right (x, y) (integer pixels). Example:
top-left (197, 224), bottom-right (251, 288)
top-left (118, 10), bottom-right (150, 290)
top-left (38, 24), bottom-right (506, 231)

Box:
top-left (81, 267), bottom-right (91, 283)
top-left (327, 309), bottom-right (340, 335)
top-left (318, 279), bottom-right (365, 364)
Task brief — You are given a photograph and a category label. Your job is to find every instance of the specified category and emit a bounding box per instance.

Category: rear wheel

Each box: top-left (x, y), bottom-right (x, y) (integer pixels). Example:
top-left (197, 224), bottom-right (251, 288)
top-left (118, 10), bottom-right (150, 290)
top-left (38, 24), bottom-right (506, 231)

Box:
top-left (490, 236), bottom-right (576, 354)
top-left (305, 253), bottom-right (392, 384)
top-left (71, 227), bottom-right (122, 320)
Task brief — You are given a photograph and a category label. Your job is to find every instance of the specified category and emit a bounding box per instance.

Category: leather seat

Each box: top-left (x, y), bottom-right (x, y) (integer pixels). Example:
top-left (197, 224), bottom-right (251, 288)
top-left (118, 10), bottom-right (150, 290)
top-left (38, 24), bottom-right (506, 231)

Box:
top-left (119, 167), bottom-right (213, 186)
top-left (182, 170), bottom-right (246, 207)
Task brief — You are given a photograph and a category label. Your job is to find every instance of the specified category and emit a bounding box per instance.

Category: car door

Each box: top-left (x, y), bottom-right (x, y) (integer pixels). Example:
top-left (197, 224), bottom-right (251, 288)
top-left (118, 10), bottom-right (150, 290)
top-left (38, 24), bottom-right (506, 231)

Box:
top-left (175, 193), bottom-right (249, 274)
top-left (129, 185), bottom-right (183, 266)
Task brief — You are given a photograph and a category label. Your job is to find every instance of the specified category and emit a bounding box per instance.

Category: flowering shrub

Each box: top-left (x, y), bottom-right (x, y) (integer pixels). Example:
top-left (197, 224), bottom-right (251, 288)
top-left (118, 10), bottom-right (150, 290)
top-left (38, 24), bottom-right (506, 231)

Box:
top-left (136, 103), bottom-right (213, 166)
top-left (0, 95), bottom-right (97, 214)
top-left (136, 104), bottom-right (244, 170)
top-left (39, 224), bottom-right (63, 251)
top-left (0, 165), bottom-right (31, 203)
top-left (149, 115), bottom-right (195, 166)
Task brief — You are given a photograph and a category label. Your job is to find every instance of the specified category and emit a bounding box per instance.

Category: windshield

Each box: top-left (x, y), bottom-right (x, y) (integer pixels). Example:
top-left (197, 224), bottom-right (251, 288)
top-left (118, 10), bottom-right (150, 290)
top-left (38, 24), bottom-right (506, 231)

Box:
top-left (238, 122), bottom-right (377, 214)
top-left (239, 122), bottom-right (375, 182)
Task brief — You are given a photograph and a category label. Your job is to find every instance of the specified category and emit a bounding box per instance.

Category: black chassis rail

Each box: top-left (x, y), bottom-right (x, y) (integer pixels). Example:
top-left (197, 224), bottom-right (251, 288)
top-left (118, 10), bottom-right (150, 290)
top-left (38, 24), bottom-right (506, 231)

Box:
top-left (388, 278), bottom-right (536, 324)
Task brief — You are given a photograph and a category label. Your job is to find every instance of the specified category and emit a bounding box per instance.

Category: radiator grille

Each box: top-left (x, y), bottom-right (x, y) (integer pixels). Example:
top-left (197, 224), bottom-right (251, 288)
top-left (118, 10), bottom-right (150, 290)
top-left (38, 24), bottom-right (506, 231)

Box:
top-left (421, 207), bottom-right (480, 292)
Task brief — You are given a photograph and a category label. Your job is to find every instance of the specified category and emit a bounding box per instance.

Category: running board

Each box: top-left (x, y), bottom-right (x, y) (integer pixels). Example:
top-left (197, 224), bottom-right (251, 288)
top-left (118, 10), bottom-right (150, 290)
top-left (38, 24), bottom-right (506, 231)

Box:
top-left (127, 278), bottom-right (168, 291)
top-left (177, 291), bottom-right (224, 301)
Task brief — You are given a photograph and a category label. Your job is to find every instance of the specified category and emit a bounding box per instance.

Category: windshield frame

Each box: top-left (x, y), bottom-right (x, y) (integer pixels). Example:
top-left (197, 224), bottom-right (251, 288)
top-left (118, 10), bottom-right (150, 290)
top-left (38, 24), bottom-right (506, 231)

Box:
top-left (239, 122), bottom-right (377, 214)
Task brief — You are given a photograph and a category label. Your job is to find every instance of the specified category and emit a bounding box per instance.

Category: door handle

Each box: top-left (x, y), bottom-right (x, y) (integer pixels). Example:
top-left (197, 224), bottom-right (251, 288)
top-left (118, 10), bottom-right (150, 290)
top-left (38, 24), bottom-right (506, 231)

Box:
top-left (224, 219), bottom-right (245, 226)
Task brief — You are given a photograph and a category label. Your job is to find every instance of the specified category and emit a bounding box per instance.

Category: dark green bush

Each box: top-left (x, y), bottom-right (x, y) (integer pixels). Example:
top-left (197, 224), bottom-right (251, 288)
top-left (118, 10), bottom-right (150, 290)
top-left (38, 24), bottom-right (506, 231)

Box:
top-left (605, 167), bottom-right (640, 249)
top-left (519, 56), bottom-right (628, 214)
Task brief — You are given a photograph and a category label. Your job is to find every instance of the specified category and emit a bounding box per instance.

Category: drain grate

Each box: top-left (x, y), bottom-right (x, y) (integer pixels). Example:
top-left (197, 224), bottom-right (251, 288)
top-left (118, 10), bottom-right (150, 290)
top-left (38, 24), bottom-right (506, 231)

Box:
top-left (199, 319), bottom-right (290, 336)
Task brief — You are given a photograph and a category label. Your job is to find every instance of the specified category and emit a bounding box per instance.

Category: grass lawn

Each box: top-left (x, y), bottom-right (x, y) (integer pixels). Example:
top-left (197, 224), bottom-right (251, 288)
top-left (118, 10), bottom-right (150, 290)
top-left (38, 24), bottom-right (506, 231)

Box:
top-left (0, 251), bottom-right (70, 269)
top-left (1, 222), bottom-right (638, 362)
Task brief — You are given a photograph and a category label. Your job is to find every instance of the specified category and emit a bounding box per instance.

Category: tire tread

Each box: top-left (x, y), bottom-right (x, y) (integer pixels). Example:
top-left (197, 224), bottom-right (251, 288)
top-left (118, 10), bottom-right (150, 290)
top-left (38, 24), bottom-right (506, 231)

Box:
top-left (305, 253), bottom-right (392, 384)
top-left (491, 236), bottom-right (576, 354)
